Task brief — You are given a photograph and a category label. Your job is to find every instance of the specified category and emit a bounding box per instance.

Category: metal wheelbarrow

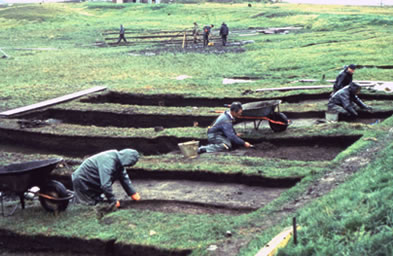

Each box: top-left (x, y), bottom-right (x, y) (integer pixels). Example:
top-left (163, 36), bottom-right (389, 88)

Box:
top-left (237, 100), bottom-right (289, 132)
top-left (0, 158), bottom-right (73, 216)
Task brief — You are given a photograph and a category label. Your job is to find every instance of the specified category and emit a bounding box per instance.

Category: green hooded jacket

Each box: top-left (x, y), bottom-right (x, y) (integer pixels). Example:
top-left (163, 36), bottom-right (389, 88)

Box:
top-left (72, 149), bottom-right (139, 203)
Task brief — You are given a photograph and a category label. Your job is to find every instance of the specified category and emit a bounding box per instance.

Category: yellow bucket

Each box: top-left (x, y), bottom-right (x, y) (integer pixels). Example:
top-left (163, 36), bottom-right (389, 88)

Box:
top-left (178, 141), bottom-right (199, 158)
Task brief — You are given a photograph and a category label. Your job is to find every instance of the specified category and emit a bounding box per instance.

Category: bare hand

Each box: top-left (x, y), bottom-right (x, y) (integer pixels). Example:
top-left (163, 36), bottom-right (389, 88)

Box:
top-left (244, 142), bottom-right (253, 148)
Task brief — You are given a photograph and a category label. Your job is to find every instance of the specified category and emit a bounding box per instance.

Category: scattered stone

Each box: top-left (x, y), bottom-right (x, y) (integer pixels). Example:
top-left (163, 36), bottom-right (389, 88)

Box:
top-left (175, 75), bottom-right (192, 80)
top-left (207, 245), bottom-right (218, 251)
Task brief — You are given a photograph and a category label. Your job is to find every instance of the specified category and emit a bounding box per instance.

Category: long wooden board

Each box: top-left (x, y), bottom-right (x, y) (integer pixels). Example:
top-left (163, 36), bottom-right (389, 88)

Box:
top-left (255, 83), bottom-right (374, 92)
top-left (0, 86), bottom-right (107, 117)
top-left (255, 227), bottom-right (294, 256)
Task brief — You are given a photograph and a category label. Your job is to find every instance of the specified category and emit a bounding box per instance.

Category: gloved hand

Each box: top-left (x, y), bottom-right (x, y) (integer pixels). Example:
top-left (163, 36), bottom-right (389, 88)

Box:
top-left (131, 192), bottom-right (140, 201)
top-left (115, 200), bottom-right (121, 208)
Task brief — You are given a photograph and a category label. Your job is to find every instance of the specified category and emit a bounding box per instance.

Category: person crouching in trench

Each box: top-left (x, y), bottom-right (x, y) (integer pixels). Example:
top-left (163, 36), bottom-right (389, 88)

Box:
top-left (327, 82), bottom-right (372, 120)
top-left (198, 102), bottom-right (253, 154)
top-left (72, 148), bottom-right (141, 212)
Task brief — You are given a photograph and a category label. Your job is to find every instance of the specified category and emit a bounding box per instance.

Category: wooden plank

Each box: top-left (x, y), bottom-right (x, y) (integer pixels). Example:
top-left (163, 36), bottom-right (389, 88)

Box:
top-left (255, 226), bottom-right (296, 256)
top-left (297, 79), bottom-right (385, 85)
top-left (0, 86), bottom-right (107, 117)
top-left (255, 83), bottom-right (374, 92)
top-left (255, 85), bottom-right (332, 92)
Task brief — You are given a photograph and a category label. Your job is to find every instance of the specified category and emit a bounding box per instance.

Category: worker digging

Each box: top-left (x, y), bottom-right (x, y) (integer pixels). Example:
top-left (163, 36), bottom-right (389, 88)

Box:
top-left (198, 102), bottom-right (253, 154)
top-left (71, 148), bottom-right (141, 212)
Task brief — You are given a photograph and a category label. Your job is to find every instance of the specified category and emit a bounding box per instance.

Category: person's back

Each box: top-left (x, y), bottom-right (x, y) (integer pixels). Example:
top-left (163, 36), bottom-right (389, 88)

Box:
top-left (333, 64), bottom-right (356, 93)
top-left (220, 23), bottom-right (228, 36)
top-left (72, 149), bottom-right (139, 205)
top-left (328, 82), bottom-right (369, 117)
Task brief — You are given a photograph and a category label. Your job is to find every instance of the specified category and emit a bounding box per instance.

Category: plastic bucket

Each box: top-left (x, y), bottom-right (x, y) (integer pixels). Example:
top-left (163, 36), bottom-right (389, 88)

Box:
top-left (325, 111), bottom-right (338, 122)
top-left (178, 141), bottom-right (199, 158)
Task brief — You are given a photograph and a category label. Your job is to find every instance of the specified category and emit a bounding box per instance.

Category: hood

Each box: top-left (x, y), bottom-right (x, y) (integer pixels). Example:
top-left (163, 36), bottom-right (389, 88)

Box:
top-left (349, 82), bottom-right (361, 94)
top-left (118, 149), bottom-right (139, 167)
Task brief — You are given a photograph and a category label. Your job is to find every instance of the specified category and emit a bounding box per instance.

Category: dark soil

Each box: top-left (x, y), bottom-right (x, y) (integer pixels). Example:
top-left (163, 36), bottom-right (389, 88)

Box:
top-left (81, 91), bottom-right (393, 106)
top-left (112, 180), bottom-right (288, 215)
top-left (127, 43), bottom-right (247, 56)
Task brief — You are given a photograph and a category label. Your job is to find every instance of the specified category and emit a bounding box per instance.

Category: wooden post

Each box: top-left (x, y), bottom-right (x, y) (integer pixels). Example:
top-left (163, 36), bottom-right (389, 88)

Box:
top-left (293, 217), bottom-right (298, 245)
top-left (0, 48), bottom-right (9, 58)
top-left (182, 32), bottom-right (186, 48)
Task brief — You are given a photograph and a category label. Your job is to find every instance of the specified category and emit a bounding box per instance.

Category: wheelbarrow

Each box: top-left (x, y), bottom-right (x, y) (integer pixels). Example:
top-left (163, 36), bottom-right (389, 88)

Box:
top-left (239, 100), bottom-right (289, 132)
top-left (0, 158), bottom-right (73, 216)
top-left (216, 100), bottom-right (289, 132)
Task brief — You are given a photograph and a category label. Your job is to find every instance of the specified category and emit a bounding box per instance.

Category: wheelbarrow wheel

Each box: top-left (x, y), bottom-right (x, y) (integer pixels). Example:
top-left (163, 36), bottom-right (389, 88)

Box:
top-left (39, 180), bottom-right (69, 212)
top-left (269, 112), bottom-right (288, 132)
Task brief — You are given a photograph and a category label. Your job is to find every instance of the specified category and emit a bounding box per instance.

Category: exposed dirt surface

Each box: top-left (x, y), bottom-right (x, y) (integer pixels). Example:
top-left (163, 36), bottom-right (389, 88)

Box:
top-left (112, 180), bottom-right (288, 215)
top-left (128, 44), bottom-right (246, 56)
top-left (82, 91), bottom-right (393, 106)
top-left (229, 141), bottom-right (344, 161)
top-left (15, 108), bottom-right (390, 129)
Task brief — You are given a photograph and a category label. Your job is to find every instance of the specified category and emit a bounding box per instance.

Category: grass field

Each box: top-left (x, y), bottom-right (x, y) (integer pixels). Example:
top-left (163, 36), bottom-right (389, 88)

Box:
top-left (0, 2), bottom-right (393, 255)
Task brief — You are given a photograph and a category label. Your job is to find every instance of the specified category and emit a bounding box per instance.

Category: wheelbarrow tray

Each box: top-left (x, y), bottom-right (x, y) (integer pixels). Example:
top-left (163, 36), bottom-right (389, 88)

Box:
top-left (241, 100), bottom-right (281, 117)
top-left (0, 158), bottom-right (63, 194)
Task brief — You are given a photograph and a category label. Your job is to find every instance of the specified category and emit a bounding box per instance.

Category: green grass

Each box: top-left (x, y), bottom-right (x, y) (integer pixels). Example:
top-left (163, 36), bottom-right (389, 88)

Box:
top-left (0, 2), bottom-right (393, 255)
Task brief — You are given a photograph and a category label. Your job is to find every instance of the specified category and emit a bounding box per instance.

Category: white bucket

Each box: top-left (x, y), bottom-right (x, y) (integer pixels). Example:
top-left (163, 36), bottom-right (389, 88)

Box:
top-left (325, 111), bottom-right (338, 122)
top-left (178, 141), bottom-right (199, 158)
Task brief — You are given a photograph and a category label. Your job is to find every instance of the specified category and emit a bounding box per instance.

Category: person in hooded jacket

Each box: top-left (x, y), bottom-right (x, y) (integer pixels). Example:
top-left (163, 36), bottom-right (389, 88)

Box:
top-left (198, 102), bottom-right (252, 153)
top-left (328, 82), bottom-right (372, 119)
top-left (219, 22), bottom-right (229, 46)
top-left (332, 64), bottom-right (356, 93)
top-left (72, 149), bottom-right (140, 208)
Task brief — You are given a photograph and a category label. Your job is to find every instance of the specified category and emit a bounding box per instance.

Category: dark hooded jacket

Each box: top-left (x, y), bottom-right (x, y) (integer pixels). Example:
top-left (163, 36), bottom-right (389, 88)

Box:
top-left (328, 82), bottom-right (368, 116)
top-left (208, 111), bottom-right (245, 146)
top-left (72, 149), bottom-right (139, 203)
top-left (333, 67), bottom-right (353, 92)
top-left (219, 23), bottom-right (229, 36)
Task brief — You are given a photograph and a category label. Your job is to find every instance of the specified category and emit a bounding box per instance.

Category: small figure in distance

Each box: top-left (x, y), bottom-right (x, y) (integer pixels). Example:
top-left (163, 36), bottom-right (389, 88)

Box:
top-left (219, 22), bottom-right (229, 46)
top-left (117, 24), bottom-right (127, 44)
top-left (203, 24), bottom-right (214, 47)
top-left (192, 22), bottom-right (199, 44)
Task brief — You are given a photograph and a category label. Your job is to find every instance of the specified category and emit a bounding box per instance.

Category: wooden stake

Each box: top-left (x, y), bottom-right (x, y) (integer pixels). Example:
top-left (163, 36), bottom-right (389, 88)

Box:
top-left (293, 217), bottom-right (297, 245)
top-left (0, 48), bottom-right (9, 58)
top-left (182, 32), bottom-right (186, 49)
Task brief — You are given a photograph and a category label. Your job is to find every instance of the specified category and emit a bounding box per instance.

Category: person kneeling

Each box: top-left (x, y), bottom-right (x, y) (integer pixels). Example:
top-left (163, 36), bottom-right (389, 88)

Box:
top-left (72, 148), bottom-right (141, 211)
top-left (327, 82), bottom-right (372, 120)
top-left (198, 102), bottom-right (252, 154)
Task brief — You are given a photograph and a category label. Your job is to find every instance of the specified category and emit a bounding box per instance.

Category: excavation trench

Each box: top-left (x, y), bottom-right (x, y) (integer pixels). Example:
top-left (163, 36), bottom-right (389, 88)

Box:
top-left (0, 229), bottom-right (191, 256)
top-left (0, 121), bottom-right (361, 160)
top-left (11, 108), bottom-right (392, 129)
top-left (81, 91), bottom-right (393, 107)
top-left (0, 169), bottom-right (298, 255)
